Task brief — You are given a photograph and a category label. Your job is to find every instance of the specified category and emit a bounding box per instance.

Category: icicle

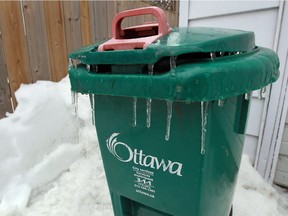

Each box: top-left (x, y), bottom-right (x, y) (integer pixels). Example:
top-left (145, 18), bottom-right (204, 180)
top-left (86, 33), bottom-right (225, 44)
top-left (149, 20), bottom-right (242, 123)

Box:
top-left (201, 101), bottom-right (209, 154)
top-left (146, 99), bottom-right (152, 128)
top-left (69, 58), bottom-right (81, 68)
top-left (71, 91), bottom-right (79, 118)
top-left (217, 100), bottom-right (225, 107)
top-left (132, 97), bottom-right (137, 127)
top-left (245, 92), bottom-right (252, 100)
top-left (71, 91), bottom-right (80, 144)
top-left (146, 64), bottom-right (154, 128)
top-left (185, 100), bottom-right (191, 104)
top-left (148, 64), bottom-right (154, 75)
top-left (258, 91), bottom-right (262, 100)
top-left (74, 94), bottom-right (78, 118)
top-left (68, 58), bottom-right (73, 70)
top-left (210, 52), bottom-right (216, 60)
top-left (165, 101), bottom-right (173, 141)
top-left (89, 94), bottom-right (95, 125)
top-left (86, 64), bottom-right (91, 71)
top-left (170, 56), bottom-right (177, 76)
top-left (71, 91), bottom-right (76, 104)
top-left (89, 65), bottom-right (98, 73)
top-left (258, 87), bottom-right (266, 100)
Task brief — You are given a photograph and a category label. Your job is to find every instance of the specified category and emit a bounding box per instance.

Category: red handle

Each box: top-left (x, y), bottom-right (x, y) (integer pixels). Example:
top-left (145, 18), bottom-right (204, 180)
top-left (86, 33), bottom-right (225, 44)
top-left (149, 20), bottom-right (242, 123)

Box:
top-left (98, 6), bottom-right (172, 51)
top-left (112, 6), bottom-right (171, 38)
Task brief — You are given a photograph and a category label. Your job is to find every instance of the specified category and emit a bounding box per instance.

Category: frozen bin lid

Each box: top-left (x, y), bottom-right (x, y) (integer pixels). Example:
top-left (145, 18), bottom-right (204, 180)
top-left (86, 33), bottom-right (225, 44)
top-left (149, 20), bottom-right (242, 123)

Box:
top-left (69, 27), bottom-right (279, 102)
top-left (69, 27), bottom-right (255, 65)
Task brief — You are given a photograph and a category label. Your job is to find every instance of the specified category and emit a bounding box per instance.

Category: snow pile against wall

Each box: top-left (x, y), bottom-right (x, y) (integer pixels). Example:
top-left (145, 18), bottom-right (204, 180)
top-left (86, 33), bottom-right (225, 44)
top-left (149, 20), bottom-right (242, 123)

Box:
top-left (234, 155), bottom-right (288, 216)
top-left (0, 77), bottom-right (287, 215)
top-left (0, 78), bottom-right (81, 210)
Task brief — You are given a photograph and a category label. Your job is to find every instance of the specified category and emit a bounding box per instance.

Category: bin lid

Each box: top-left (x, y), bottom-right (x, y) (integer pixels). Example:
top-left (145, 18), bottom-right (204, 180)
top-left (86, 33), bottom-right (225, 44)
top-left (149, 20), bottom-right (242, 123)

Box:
top-left (69, 27), bottom-right (256, 65)
top-left (69, 26), bottom-right (279, 102)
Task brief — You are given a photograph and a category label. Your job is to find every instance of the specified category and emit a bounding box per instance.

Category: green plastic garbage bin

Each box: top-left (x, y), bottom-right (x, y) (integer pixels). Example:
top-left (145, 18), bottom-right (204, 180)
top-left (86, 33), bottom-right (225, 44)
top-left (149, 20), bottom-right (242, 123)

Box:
top-left (68, 6), bottom-right (279, 216)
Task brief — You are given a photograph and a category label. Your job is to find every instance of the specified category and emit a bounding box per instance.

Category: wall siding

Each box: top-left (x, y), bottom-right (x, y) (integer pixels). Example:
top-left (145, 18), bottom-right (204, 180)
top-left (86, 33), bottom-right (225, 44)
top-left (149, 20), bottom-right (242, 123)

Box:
top-left (274, 112), bottom-right (288, 187)
top-left (23, 1), bottom-right (52, 82)
top-left (0, 1), bottom-right (32, 107)
top-left (186, 2), bottom-right (279, 164)
top-left (0, 25), bottom-right (13, 117)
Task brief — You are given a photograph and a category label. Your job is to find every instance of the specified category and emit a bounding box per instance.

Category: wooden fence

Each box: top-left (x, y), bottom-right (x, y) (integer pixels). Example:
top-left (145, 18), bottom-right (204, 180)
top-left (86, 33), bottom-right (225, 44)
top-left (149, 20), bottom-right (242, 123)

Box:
top-left (0, 0), bottom-right (179, 119)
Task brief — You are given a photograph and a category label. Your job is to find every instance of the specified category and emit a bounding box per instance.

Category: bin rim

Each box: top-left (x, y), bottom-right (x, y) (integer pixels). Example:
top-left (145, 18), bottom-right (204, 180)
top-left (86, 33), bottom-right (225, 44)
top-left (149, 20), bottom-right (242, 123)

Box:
top-left (69, 46), bottom-right (279, 102)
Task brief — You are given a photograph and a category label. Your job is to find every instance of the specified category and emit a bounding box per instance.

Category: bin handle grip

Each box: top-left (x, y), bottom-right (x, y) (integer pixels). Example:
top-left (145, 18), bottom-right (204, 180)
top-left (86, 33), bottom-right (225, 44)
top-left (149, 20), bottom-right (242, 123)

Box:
top-left (112, 6), bottom-right (171, 39)
top-left (98, 6), bottom-right (172, 51)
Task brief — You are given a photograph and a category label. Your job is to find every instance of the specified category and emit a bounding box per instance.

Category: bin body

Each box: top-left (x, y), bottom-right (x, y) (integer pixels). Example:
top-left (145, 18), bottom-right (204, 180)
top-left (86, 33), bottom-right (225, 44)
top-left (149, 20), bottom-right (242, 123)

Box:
top-left (94, 95), bottom-right (248, 216)
top-left (69, 7), bottom-right (279, 216)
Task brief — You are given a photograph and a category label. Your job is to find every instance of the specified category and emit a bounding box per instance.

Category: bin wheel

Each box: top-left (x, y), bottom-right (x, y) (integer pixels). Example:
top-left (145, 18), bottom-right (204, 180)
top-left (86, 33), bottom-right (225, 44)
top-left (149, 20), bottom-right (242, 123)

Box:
top-left (229, 205), bottom-right (233, 216)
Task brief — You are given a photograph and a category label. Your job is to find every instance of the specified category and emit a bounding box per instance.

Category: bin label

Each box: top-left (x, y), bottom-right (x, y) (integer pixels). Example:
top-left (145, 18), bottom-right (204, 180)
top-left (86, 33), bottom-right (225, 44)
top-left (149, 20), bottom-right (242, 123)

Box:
top-left (132, 166), bottom-right (155, 198)
top-left (106, 133), bottom-right (183, 176)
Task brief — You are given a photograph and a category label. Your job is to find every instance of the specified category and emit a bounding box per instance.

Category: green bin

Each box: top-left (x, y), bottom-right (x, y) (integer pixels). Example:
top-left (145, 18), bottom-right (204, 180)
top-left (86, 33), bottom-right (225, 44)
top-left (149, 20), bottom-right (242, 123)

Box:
top-left (69, 7), bottom-right (279, 216)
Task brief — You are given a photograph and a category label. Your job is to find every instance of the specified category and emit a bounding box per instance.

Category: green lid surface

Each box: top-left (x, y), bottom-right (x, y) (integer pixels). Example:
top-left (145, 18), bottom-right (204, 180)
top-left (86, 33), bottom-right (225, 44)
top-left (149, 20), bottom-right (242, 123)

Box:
top-left (69, 27), bottom-right (279, 101)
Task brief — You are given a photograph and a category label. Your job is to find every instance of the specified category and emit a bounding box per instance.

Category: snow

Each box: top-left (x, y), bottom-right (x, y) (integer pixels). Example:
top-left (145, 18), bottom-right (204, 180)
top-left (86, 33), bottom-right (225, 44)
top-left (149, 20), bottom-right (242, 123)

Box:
top-left (0, 77), bottom-right (288, 216)
top-left (234, 155), bottom-right (288, 216)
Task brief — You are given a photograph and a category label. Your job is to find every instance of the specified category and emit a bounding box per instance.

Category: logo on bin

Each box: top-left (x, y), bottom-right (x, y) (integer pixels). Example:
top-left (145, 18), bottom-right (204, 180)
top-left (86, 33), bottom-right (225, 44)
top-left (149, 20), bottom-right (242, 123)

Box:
top-left (106, 133), bottom-right (183, 176)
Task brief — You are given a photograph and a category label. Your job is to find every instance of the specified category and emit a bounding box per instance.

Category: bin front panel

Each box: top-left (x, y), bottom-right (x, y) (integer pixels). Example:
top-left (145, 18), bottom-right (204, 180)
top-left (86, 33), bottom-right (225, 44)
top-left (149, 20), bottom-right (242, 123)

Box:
top-left (94, 94), bottom-right (246, 216)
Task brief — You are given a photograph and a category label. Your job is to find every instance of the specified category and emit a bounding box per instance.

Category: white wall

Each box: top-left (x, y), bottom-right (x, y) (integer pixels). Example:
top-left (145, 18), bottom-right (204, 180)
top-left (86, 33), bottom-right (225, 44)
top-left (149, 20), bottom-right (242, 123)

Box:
top-left (258, 2), bottom-right (288, 184)
top-left (274, 113), bottom-right (288, 187)
top-left (179, 0), bottom-right (281, 164)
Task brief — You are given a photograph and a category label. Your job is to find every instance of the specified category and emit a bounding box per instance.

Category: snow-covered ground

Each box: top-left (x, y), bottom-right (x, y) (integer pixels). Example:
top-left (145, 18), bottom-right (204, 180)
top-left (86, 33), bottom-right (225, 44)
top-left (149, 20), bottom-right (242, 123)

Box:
top-left (0, 77), bottom-right (288, 216)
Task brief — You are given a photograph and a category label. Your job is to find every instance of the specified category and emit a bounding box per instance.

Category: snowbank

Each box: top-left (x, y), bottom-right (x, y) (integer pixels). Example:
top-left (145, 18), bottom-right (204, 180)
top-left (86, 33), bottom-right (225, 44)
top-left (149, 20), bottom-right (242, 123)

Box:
top-left (0, 77), bottom-right (287, 215)
top-left (0, 78), bottom-right (81, 211)
top-left (234, 155), bottom-right (288, 216)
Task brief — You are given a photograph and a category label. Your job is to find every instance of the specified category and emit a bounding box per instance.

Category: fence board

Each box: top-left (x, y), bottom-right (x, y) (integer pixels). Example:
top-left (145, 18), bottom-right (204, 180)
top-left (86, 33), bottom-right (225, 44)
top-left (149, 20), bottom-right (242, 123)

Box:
top-left (168, 0), bottom-right (179, 27)
top-left (140, 1), bottom-right (179, 27)
top-left (0, 0), bottom-right (179, 119)
top-left (106, 1), bottom-right (118, 38)
top-left (23, 1), bottom-right (52, 82)
top-left (103, 1), bottom-right (178, 34)
top-left (88, 0), bottom-right (97, 45)
top-left (130, 1), bottom-right (156, 24)
top-left (93, 1), bottom-right (108, 42)
top-left (117, 0), bottom-right (130, 28)
top-left (63, 1), bottom-right (82, 54)
top-left (80, 0), bottom-right (93, 46)
top-left (44, 1), bottom-right (68, 82)
top-left (0, 29), bottom-right (13, 117)
top-left (0, 1), bottom-right (31, 106)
